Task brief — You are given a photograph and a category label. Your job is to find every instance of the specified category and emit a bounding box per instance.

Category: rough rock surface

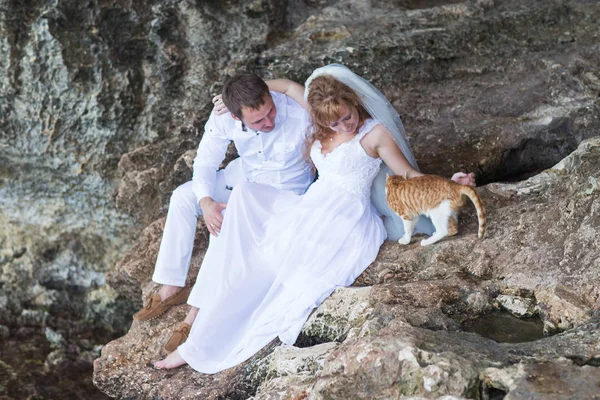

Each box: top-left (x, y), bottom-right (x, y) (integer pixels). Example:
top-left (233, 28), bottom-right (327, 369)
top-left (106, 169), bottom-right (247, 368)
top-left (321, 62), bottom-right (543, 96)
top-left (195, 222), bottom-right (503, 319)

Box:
top-left (0, 0), bottom-right (286, 330)
top-left (95, 117), bottom-right (600, 398)
top-left (1, 0), bottom-right (599, 398)
top-left (96, 0), bottom-right (597, 398)
top-left (0, 0), bottom-right (290, 397)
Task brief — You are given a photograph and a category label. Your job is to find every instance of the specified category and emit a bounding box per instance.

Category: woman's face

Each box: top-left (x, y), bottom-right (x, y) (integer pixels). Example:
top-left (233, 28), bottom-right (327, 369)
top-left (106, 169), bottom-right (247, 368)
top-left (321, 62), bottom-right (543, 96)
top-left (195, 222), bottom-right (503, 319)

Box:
top-left (328, 103), bottom-right (359, 135)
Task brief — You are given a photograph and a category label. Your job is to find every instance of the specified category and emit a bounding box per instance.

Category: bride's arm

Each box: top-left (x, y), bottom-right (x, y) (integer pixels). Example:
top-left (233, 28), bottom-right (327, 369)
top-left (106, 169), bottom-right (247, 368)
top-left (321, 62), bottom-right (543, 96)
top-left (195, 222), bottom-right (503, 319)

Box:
top-left (266, 79), bottom-right (309, 110)
top-left (363, 125), bottom-right (422, 178)
top-left (366, 125), bottom-right (476, 186)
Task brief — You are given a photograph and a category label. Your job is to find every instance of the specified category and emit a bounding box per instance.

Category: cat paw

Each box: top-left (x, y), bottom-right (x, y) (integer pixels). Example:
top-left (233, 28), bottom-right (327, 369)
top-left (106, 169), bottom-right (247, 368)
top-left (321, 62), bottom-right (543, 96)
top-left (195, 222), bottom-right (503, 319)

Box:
top-left (398, 237), bottom-right (411, 245)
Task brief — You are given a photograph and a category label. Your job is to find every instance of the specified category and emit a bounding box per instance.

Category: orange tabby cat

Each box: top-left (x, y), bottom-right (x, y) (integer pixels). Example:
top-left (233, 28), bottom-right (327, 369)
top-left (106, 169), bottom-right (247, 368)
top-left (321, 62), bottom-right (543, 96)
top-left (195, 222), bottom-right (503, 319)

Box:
top-left (385, 174), bottom-right (486, 246)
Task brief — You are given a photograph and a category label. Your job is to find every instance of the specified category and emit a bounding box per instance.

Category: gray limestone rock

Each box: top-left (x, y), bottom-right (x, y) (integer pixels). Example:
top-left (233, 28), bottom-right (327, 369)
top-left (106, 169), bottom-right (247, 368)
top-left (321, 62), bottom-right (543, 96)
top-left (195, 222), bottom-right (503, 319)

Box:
top-left (0, 0), bottom-right (285, 345)
top-left (496, 294), bottom-right (537, 318)
top-left (0, 324), bottom-right (9, 339)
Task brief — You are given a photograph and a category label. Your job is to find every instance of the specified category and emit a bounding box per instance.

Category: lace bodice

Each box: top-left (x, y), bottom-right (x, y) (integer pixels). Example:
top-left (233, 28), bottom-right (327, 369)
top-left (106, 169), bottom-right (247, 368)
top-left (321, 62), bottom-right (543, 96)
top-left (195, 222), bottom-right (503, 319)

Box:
top-left (310, 119), bottom-right (382, 201)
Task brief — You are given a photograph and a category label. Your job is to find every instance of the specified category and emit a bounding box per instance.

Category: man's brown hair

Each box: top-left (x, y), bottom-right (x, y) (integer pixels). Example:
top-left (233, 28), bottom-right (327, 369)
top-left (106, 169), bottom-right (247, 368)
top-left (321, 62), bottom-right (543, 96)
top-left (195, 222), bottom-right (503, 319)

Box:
top-left (222, 72), bottom-right (270, 120)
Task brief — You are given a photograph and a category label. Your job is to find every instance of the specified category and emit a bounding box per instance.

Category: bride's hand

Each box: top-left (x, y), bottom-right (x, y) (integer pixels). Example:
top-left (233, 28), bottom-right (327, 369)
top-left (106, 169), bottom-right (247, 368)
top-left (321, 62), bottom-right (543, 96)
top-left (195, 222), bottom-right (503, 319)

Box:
top-left (451, 172), bottom-right (476, 187)
top-left (212, 94), bottom-right (229, 115)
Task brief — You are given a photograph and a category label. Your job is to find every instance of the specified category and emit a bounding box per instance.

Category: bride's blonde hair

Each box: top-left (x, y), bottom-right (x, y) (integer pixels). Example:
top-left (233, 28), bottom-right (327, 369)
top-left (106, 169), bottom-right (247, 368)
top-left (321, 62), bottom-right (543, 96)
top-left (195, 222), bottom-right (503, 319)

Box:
top-left (305, 75), bottom-right (371, 162)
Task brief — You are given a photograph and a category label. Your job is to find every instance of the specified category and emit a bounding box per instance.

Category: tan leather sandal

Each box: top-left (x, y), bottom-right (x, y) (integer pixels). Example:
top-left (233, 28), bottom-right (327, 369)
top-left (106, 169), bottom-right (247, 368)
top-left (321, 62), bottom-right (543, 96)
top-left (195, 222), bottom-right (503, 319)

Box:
top-left (164, 322), bottom-right (191, 353)
top-left (133, 287), bottom-right (191, 321)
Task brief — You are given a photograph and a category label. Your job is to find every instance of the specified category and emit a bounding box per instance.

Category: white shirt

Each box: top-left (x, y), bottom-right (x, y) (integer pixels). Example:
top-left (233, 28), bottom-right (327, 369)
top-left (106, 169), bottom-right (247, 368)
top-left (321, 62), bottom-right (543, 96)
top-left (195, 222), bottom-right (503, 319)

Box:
top-left (192, 92), bottom-right (314, 200)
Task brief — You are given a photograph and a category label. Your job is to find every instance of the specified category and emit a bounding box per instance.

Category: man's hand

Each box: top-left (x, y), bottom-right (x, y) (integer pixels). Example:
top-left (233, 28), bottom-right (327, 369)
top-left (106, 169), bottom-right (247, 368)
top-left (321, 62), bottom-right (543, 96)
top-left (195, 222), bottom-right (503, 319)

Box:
top-left (212, 94), bottom-right (228, 116)
top-left (451, 172), bottom-right (476, 187)
top-left (200, 197), bottom-right (227, 236)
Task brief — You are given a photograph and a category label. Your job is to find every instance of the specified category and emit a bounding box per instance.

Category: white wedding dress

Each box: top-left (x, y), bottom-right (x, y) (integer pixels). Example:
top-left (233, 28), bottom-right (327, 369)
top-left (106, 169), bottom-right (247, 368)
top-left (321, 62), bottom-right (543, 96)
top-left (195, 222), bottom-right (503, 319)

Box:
top-left (179, 118), bottom-right (387, 373)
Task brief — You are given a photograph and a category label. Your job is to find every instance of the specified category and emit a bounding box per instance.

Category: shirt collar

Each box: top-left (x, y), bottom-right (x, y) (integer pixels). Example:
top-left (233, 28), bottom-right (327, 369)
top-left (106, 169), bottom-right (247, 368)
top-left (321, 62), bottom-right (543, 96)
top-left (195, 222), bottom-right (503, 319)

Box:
top-left (234, 118), bottom-right (245, 131)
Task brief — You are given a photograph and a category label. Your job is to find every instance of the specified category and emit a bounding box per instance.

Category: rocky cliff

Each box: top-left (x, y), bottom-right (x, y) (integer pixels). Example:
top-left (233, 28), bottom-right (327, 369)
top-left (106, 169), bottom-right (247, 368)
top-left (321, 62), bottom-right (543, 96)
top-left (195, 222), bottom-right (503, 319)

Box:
top-left (1, 0), bottom-right (599, 399)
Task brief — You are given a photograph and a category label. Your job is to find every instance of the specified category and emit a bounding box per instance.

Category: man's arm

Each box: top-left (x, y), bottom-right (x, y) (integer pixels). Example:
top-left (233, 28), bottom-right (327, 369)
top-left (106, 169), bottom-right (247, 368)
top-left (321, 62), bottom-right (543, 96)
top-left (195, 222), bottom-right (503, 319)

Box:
top-left (192, 114), bottom-right (231, 236)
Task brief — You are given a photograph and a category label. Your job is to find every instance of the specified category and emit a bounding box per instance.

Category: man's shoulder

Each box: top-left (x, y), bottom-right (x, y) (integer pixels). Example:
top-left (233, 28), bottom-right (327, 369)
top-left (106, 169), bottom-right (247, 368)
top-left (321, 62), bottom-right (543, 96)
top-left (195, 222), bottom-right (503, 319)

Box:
top-left (211, 110), bottom-right (236, 124)
top-left (206, 110), bottom-right (237, 133)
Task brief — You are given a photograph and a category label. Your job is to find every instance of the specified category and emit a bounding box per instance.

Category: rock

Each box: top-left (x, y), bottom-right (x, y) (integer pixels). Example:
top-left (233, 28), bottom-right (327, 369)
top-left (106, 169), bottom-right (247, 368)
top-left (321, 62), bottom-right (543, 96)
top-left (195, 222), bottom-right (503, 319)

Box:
top-left (311, 335), bottom-right (480, 398)
top-left (45, 349), bottom-right (69, 369)
top-left (18, 309), bottom-right (49, 327)
top-left (0, 360), bottom-right (18, 395)
top-left (95, 135), bottom-right (600, 398)
top-left (258, 0), bottom-right (600, 184)
top-left (14, 327), bottom-right (36, 339)
top-left (0, 0), bottom-right (288, 347)
top-left (115, 137), bottom-right (197, 226)
top-left (307, 317), bottom-right (600, 399)
top-left (535, 285), bottom-right (592, 334)
top-left (496, 294), bottom-right (536, 318)
top-left (482, 359), bottom-right (600, 400)
top-left (0, 324), bottom-right (9, 340)
top-left (44, 327), bottom-right (67, 349)
top-left (0, 0), bottom-right (597, 398)
top-left (359, 137), bottom-right (600, 328)
top-left (252, 343), bottom-right (340, 399)
top-left (105, 217), bottom-right (209, 305)
top-left (301, 287), bottom-right (374, 343)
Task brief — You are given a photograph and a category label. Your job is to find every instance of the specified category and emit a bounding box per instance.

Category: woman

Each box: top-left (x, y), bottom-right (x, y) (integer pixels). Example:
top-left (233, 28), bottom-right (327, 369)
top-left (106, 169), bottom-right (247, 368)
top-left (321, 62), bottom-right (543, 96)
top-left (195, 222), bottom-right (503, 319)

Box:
top-left (154, 64), bottom-right (474, 371)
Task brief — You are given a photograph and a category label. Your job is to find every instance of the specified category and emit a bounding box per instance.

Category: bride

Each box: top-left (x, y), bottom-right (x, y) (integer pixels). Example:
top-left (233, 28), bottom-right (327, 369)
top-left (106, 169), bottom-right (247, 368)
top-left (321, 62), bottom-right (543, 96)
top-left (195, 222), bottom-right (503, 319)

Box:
top-left (153, 64), bottom-right (474, 371)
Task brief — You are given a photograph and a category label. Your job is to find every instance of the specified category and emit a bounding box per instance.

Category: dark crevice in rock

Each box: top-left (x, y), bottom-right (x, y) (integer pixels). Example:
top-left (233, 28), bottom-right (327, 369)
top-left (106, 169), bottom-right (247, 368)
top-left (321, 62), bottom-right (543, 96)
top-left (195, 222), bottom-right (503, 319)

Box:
top-left (565, 355), bottom-right (600, 367)
top-left (293, 333), bottom-right (337, 348)
top-left (478, 118), bottom-right (580, 184)
top-left (480, 383), bottom-right (508, 400)
top-left (214, 386), bottom-right (257, 400)
top-left (12, 246), bottom-right (27, 259)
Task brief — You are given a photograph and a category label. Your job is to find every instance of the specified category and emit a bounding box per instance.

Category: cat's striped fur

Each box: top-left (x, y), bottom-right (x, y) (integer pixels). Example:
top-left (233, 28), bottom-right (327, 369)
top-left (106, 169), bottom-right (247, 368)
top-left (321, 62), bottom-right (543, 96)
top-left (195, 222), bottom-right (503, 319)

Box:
top-left (385, 174), bottom-right (486, 246)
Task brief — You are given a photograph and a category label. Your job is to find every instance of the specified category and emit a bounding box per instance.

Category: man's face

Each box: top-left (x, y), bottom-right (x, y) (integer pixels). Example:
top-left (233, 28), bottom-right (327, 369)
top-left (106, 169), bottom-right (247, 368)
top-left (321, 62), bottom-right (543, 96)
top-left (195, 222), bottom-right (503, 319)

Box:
top-left (239, 94), bottom-right (277, 133)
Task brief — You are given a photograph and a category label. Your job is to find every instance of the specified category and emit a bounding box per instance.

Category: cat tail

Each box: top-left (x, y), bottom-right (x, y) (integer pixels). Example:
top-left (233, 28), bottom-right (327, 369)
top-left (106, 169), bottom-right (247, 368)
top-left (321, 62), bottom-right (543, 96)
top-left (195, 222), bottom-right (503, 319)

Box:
top-left (460, 186), bottom-right (486, 238)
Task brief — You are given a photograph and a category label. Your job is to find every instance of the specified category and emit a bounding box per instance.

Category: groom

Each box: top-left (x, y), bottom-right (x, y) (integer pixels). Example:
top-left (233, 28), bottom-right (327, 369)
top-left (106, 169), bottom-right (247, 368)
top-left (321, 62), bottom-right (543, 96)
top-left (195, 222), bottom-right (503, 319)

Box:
top-left (133, 71), bottom-right (314, 321)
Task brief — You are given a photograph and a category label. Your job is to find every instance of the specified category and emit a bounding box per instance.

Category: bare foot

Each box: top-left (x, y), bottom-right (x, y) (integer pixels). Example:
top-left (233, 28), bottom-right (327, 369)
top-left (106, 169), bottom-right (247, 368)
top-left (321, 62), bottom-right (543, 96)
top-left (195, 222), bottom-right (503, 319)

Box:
top-left (153, 349), bottom-right (187, 369)
top-left (158, 285), bottom-right (182, 301)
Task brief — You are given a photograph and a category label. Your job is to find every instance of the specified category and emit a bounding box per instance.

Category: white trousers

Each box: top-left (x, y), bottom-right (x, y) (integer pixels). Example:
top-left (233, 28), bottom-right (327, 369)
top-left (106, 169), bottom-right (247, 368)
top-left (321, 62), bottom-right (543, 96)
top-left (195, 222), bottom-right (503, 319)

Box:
top-left (151, 159), bottom-right (244, 287)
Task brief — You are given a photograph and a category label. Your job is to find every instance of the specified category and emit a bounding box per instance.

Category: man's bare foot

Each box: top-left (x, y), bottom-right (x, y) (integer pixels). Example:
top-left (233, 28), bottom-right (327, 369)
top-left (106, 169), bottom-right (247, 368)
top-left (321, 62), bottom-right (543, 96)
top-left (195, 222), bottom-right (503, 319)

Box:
top-left (153, 349), bottom-right (187, 369)
top-left (158, 285), bottom-right (182, 301)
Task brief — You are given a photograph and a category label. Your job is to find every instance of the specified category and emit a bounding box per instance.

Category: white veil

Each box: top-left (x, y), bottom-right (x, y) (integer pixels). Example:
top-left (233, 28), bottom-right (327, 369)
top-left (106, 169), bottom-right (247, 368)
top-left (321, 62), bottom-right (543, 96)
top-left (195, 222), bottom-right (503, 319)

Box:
top-left (304, 64), bottom-right (434, 240)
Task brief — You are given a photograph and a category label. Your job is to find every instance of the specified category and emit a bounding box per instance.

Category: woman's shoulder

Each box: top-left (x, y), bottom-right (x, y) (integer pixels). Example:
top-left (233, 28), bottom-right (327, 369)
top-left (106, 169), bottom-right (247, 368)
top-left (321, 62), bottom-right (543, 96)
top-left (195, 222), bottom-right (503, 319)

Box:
top-left (359, 118), bottom-right (386, 137)
top-left (358, 119), bottom-right (395, 151)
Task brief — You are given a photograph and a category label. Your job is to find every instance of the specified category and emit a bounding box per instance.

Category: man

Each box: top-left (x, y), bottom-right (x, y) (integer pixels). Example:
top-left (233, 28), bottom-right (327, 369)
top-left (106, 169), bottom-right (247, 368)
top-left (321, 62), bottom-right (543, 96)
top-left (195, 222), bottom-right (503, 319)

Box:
top-left (133, 72), bottom-right (314, 322)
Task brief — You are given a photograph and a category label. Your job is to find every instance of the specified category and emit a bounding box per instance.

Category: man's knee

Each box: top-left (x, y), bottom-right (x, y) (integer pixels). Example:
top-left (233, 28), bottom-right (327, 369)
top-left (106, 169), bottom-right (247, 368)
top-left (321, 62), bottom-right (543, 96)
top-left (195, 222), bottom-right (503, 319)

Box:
top-left (169, 182), bottom-right (199, 212)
